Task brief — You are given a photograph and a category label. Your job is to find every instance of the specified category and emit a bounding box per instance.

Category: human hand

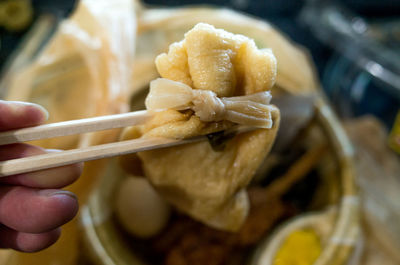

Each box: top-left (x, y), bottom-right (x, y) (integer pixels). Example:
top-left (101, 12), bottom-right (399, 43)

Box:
top-left (0, 100), bottom-right (82, 252)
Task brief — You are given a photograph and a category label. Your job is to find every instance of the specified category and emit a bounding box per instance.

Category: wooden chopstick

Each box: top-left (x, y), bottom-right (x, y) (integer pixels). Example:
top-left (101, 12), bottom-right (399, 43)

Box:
top-left (0, 110), bottom-right (156, 145)
top-left (0, 125), bottom-right (256, 177)
top-left (0, 136), bottom-right (204, 177)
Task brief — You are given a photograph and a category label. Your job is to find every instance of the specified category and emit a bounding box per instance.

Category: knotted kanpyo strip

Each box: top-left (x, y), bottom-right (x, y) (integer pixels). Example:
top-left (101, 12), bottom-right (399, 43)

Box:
top-left (146, 78), bottom-right (274, 128)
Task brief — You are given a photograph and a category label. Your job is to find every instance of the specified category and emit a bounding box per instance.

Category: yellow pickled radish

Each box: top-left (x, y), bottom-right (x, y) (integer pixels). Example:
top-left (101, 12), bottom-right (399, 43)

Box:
top-left (274, 229), bottom-right (321, 265)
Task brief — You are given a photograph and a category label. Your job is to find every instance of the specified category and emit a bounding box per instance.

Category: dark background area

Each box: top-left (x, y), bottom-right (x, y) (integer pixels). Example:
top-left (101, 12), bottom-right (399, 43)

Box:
top-left (1, 0), bottom-right (399, 126)
top-left (1, 0), bottom-right (399, 76)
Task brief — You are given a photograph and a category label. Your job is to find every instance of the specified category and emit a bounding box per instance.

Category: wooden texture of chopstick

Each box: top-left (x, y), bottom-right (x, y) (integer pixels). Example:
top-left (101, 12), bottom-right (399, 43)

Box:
top-left (0, 111), bottom-right (256, 177)
top-left (0, 110), bottom-right (155, 145)
top-left (0, 136), bottom-right (205, 177)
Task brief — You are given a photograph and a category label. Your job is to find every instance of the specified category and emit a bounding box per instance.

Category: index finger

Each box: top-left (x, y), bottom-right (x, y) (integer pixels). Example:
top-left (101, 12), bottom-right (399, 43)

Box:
top-left (0, 100), bottom-right (48, 131)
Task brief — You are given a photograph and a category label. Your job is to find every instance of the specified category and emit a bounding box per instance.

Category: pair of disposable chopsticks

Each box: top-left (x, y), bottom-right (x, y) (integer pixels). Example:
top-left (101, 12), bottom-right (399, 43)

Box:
top-left (0, 110), bottom-right (211, 177)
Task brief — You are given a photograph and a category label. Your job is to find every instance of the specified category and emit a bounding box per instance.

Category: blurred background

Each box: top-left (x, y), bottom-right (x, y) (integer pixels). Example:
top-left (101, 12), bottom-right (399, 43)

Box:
top-left (1, 0), bottom-right (399, 130)
top-left (0, 1), bottom-right (399, 265)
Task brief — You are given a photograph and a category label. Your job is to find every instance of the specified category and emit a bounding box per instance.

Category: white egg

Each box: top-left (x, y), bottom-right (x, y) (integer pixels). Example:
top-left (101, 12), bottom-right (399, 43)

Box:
top-left (115, 176), bottom-right (171, 238)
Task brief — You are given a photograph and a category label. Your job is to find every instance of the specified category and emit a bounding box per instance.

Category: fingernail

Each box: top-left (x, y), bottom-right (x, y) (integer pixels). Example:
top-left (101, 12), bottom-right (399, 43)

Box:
top-left (7, 101), bottom-right (49, 122)
top-left (27, 102), bottom-right (49, 121)
top-left (26, 102), bottom-right (49, 123)
top-left (24, 161), bottom-right (83, 188)
top-left (39, 190), bottom-right (78, 200)
top-left (46, 149), bottom-right (62, 153)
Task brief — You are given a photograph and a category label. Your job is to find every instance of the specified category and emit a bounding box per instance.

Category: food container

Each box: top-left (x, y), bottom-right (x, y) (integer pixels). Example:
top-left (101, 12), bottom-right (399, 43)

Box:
top-left (80, 96), bottom-right (359, 265)
top-left (79, 4), bottom-right (359, 265)
top-left (0, 2), bottom-right (360, 265)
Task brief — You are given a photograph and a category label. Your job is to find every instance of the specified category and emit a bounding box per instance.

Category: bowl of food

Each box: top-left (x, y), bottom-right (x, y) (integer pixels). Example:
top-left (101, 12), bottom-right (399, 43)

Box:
top-left (80, 96), bottom-right (359, 265)
top-left (0, 1), bottom-right (360, 264)
top-left (76, 2), bottom-right (359, 265)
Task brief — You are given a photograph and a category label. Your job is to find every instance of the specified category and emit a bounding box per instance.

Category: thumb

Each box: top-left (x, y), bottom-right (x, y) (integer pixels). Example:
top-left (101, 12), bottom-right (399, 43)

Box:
top-left (0, 100), bottom-right (48, 131)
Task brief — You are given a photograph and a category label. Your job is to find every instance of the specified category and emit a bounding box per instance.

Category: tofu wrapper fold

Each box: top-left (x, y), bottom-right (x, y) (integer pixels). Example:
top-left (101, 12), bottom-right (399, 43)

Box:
top-left (146, 78), bottom-right (274, 129)
top-left (121, 23), bottom-right (280, 231)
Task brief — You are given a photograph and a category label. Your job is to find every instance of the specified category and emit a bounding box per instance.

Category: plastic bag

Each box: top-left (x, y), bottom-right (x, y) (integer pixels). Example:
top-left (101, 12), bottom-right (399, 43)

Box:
top-left (3, 1), bottom-right (137, 264)
top-left (6, 0), bottom-right (136, 149)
